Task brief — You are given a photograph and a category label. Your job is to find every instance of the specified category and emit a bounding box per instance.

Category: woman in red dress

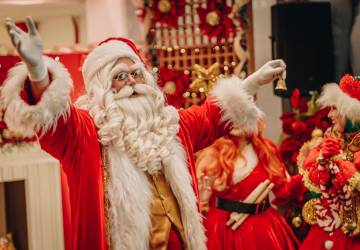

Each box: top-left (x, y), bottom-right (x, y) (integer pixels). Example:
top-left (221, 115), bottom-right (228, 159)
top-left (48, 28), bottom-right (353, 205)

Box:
top-left (196, 124), bottom-right (304, 250)
top-left (298, 74), bottom-right (360, 250)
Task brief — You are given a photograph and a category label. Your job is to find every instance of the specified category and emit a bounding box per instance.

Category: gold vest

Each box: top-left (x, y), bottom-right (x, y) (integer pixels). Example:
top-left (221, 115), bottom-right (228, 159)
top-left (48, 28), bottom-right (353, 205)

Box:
top-left (147, 173), bottom-right (187, 250)
top-left (102, 147), bottom-right (186, 249)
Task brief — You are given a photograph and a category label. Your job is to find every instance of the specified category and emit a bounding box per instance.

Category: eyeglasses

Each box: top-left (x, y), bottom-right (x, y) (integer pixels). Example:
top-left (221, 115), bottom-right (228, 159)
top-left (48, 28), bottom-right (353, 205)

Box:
top-left (113, 69), bottom-right (144, 82)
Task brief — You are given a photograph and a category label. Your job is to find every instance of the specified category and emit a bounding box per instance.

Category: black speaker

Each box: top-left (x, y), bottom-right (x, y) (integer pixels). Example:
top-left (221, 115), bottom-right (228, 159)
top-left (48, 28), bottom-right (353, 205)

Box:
top-left (271, 2), bottom-right (334, 97)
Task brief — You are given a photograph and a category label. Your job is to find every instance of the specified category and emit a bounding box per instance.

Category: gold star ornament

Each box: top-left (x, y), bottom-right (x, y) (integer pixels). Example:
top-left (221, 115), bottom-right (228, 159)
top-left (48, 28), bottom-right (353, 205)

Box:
top-left (190, 63), bottom-right (221, 96)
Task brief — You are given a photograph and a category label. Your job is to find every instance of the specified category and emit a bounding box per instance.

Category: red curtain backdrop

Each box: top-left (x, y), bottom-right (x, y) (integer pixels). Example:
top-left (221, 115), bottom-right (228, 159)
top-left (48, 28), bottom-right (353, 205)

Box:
top-left (0, 53), bottom-right (87, 250)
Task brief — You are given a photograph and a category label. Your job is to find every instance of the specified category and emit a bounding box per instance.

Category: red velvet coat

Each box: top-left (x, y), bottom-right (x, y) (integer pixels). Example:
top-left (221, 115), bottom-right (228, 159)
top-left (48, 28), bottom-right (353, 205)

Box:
top-left (1, 58), bottom-right (262, 250)
top-left (39, 99), bottom-right (230, 250)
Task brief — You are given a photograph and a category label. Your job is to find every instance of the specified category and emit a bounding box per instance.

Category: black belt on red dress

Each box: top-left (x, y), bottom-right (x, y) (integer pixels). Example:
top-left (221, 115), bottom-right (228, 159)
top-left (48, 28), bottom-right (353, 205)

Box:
top-left (215, 197), bottom-right (270, 214)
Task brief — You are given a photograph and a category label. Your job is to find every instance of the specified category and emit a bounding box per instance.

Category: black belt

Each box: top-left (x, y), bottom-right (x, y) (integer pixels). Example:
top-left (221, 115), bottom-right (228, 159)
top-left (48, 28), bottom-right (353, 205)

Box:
top-left (216, 197), bottom-right (270, 214)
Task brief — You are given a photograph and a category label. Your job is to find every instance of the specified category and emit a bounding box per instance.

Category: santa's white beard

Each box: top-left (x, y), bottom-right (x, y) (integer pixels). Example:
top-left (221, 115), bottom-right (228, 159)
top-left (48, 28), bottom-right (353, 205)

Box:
top-left (100, 83), bottom-right (179, 174)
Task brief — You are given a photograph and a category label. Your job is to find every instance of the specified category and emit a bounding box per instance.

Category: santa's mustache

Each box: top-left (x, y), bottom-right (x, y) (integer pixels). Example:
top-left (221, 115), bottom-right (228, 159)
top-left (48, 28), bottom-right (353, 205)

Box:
top-left (113, 84), bottom-right (159, 100)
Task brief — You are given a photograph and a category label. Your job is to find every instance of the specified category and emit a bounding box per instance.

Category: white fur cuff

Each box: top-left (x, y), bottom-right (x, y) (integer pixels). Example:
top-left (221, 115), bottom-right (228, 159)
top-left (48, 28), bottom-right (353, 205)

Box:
top-left (1, 56), bottom-right (73, 137)
top-left (210, 76), bottom-right (264, 134)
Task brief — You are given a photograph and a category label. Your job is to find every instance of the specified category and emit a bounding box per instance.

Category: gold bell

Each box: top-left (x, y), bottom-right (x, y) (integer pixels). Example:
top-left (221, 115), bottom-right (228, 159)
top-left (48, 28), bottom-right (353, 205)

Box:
top-left (274, 77), bottom-right (287, 96)
top-left (275, 77), bottom-right (287, 91)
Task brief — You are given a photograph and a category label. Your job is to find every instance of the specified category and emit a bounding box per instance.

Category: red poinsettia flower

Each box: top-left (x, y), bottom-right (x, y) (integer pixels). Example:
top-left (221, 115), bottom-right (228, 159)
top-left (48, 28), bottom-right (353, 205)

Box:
top-left (298, 97), bottom-right (308, 113)
top-left (291, 120), bottom-right (306, 136)
top-left (290, 88), bottom-right (300, 109)
top-left (150, 0), bottom-right (186, 28)
top-left (280, 137), bottom-right (302, 164)
top-left (280, 112), bottom-right (296, 135)
top-left (197, 1), bottom-right (235, 41)
top-left (158, 67), bottom-right (190, 109)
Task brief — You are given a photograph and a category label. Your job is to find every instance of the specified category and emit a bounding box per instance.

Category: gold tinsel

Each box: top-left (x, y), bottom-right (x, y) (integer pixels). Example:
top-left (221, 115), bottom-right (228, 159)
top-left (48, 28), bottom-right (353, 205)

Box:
top-left (347, 172), bottom-right (360, 193)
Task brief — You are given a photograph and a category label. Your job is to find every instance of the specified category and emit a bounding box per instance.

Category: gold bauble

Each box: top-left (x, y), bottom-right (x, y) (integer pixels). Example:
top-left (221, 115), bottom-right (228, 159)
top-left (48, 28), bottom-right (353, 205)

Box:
top-left (206, 11), bottom-right (220, 26)
top-left (311, 128), bottom-right (324, 138)
top-left (302, 198), bottom-right (318, 225)
top-left (158, 0), bottom-right (171, 13)
top-left (2, 129), bottom-right (12, 139)
top-left (163, 81), bottom-right (177, 95)
top-left (342, 222), bottom-right (357, 234)
top-left (292, 215), bottom-right (302, 228)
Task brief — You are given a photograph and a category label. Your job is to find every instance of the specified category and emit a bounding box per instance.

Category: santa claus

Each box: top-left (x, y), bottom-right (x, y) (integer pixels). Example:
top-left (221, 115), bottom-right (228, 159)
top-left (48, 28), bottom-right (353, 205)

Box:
top-left (1, 17), bottom-right (286, 250)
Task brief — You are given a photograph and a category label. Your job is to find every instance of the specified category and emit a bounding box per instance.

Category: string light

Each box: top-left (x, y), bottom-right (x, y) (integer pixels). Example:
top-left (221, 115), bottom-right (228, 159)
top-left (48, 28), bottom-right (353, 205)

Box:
top-left (152, 67), bottom-right (159, 73)
top-left (180, 48), bottom-right (186, 54)
top-left (194, 48), bottom-right (200, 53)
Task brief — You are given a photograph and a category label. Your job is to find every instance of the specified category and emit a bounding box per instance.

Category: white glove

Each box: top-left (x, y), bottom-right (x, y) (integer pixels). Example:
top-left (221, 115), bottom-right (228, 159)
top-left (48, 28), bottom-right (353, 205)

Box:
top-left (6, 16), bottom-right (47, 82)
top-left (242, 59), bottom-right (286, 96)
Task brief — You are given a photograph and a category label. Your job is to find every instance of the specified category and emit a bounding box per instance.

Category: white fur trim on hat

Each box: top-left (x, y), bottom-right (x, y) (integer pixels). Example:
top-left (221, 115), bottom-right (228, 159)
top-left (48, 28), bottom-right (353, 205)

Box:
top-left (0, 56), bottom-right (73, 137)
top-left (82, 40), bottom-right (142, 83)
top-left (317, 83), bottom-right (360, 122)
top-left (210, 76), bottom-right (264, 134)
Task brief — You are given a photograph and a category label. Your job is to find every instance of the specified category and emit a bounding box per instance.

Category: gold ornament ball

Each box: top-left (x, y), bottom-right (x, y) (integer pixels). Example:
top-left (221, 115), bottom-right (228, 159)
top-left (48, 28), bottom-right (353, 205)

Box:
top-left (206, 11), bottom-right (220, 26)
top-left (292, 215), bottom-right (302, 228)
top-left (311, 128), bottom-right (323, 138)
top-left (2, 129), bottom-right (13, 139)
top-left (343, 222), bottom-right (357, 233)
top-left (158, 0), bottom-right (172, 13)
top-left (163, 81), bottom-right (177, 95)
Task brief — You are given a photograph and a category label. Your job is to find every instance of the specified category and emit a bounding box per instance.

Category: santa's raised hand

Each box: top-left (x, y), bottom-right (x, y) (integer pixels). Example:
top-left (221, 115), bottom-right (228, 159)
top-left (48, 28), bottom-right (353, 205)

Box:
top-left (253, 59), bottom-right (286, 85)
top-left (6, 16), bottom-right (47, 82)
top-left (242, 59), bottom-right (286, 96)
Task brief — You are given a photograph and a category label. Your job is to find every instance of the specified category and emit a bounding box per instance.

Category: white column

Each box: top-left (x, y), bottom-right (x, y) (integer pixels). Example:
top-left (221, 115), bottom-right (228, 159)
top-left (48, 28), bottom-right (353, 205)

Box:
top-left (85, 0), bottom-right (129, 44)
top-left (252, 0), bottom-right (281, 142)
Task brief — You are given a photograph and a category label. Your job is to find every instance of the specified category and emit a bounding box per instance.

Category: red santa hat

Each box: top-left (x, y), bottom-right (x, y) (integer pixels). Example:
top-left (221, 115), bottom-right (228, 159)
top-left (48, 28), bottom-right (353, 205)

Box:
top-left (82, 37), bottom-right (145, 83)
top-left (317, 74), bottom-right (360, 122)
